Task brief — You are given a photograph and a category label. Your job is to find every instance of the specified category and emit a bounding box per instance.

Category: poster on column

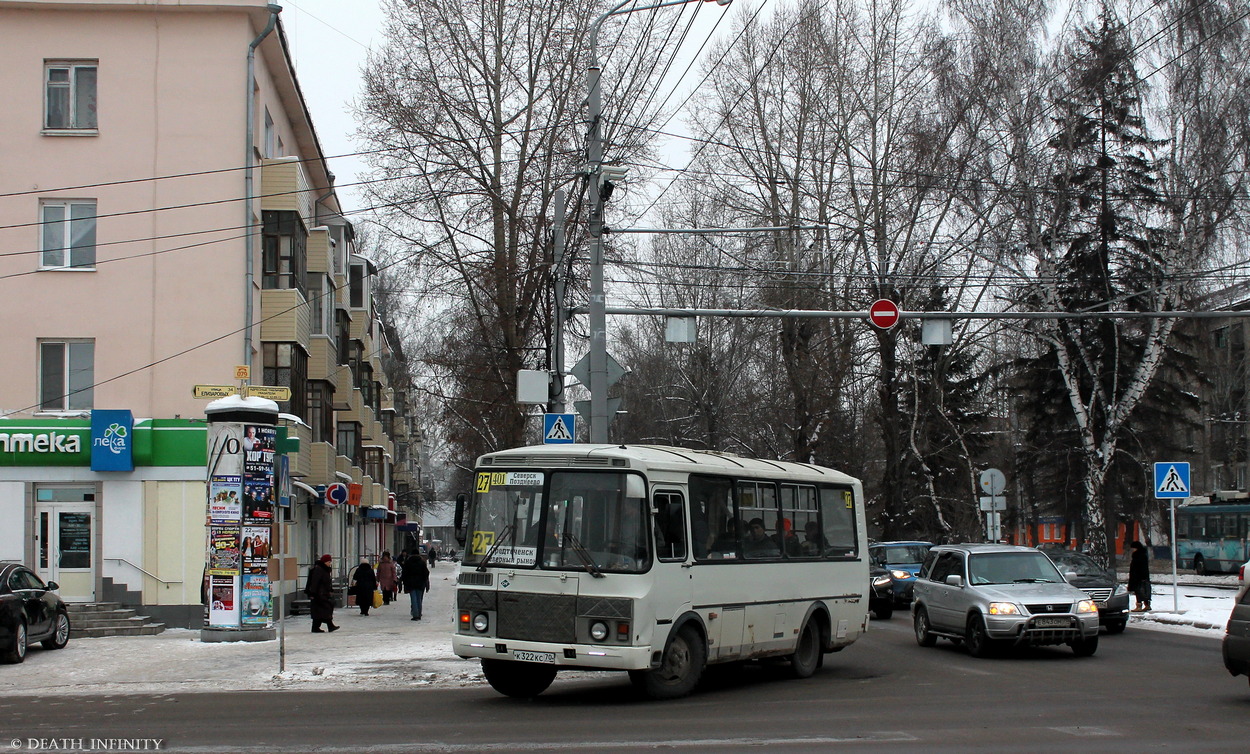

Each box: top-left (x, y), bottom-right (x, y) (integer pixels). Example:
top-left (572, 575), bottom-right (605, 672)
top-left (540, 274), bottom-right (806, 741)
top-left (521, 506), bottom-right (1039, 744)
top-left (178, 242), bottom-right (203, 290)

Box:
top-left (208, 523), bottom-right (242, 575)
top-left (208, 574), bottom-right (239, 627)
top-left (209, 476), bottom-right (242, 522)
top-left (243, 424), bottom-right (276, 525)
top-left (208, 423), bottom-right (244, 478)
top-left (241, 525), bottom-right (270, 573)
top-left (239, 573), bottom-right (270, 626)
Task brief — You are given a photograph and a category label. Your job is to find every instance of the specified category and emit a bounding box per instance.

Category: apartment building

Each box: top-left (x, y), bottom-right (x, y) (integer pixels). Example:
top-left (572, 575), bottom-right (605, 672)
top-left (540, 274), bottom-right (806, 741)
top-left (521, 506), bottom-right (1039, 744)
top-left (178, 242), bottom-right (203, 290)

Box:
top-left (0, 0), bottom-right (419, 627)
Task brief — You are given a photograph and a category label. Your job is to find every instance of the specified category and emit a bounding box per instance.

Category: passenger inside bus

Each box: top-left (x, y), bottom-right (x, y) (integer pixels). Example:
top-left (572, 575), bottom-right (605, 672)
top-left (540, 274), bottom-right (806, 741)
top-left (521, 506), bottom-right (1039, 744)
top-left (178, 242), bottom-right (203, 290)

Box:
top-left (743, 518), bottom-right (781, 558)
top-left (801, 521), bottom-right (825, 556)
top-left (711, 518), bottom-right (744, 558)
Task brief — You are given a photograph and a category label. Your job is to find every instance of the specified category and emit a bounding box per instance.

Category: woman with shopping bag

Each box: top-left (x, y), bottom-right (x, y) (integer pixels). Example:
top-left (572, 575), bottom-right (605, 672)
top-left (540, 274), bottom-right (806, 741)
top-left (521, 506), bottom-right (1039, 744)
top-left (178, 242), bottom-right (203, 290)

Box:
top-left (349, 557), bottom-right (378, 616)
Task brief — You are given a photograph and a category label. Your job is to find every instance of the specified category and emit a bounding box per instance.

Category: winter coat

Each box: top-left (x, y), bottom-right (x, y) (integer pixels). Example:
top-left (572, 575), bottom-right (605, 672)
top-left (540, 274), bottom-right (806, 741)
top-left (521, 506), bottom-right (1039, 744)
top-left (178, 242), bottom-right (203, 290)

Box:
top-left (351, 562), bottom-right (378, 598)
top-left (304, 561), bottom-right (335, 622)
top-left (376, 559), bottom-right (397, 591)
top-left (1128, 546), bottom-right (1151, 591)
top-left (401, 555), bottom-right (430, 593)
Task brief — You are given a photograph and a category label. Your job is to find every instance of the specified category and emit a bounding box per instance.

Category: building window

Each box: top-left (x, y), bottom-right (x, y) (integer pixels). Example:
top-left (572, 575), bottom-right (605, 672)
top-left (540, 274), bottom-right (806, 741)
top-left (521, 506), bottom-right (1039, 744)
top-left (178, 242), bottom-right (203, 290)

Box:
top-left (262, 342), bottom-right (308, 418)
top-left (307, 381), bottom-right (335, 444)
top-left (263, 108), bottom-right (275, 159)
top-left (40, 201), bottom-right (96, 269)
top-left (45, 62), bottom-right (97, 130)
top-left (39, 340), bottom-right (94, 411)
top-left (364, 447), bottom-right (384, 482)
top-left (349, 262), bottom-right (365, 308)
top-left (335, 311), bottom-right (351, 366)
top-left (308, 275), bottom-right (334, 335)
top-left (261, 211), bottom-right (307, 295)
top-left (337, 421), bottom-right (361, 466)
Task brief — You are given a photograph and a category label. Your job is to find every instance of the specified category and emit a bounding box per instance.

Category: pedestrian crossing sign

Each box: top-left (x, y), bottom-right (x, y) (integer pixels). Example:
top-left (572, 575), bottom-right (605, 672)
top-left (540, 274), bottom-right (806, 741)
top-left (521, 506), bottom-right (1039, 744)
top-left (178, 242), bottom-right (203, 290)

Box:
top-left (543, 413), bottom-right (576, 444)
top-left (1154, 462), bottom-right (1190, 499)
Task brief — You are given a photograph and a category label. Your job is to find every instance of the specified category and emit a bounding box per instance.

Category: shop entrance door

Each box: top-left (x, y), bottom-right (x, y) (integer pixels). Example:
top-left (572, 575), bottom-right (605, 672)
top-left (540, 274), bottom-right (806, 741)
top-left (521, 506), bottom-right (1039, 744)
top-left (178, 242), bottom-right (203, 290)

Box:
top-left (34, 486), bottom-right (97, 602)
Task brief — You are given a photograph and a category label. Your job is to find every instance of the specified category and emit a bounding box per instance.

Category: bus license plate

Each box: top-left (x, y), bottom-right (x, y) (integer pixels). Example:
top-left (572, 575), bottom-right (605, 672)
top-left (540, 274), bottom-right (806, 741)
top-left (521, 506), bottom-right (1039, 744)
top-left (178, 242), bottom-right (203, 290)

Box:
top-left (513, 650), bottom-right (556, 664)
top-left (1034, 617), bottom-right (1070, 628)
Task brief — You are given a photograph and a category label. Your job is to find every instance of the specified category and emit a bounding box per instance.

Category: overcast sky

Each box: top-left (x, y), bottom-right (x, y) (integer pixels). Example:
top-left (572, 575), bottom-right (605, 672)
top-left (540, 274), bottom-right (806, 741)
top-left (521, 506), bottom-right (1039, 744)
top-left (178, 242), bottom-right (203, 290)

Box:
top-left (283, 0), bottom-right (386, 215)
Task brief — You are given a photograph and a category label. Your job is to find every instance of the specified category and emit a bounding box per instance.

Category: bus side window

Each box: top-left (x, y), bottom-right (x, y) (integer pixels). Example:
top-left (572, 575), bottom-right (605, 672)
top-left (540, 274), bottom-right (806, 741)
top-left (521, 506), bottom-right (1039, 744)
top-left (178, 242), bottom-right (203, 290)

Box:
top-left (652, 492), bottom-right (687, 561)
top-left (818, 486), bottom-right (857, 557)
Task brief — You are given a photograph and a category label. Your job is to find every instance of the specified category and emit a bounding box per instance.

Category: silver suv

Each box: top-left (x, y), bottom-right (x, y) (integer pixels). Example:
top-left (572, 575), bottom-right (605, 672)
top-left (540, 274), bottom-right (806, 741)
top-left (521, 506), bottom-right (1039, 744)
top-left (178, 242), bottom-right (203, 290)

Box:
top-left (911, 544), bottom-right (1100, 657)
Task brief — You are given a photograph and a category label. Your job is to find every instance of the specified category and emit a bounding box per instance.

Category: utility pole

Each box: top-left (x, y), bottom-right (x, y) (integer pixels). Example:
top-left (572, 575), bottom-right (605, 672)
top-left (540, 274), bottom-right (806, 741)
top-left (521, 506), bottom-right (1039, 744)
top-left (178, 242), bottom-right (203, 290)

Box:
top-left (549, 189), bottom-right (567, 415)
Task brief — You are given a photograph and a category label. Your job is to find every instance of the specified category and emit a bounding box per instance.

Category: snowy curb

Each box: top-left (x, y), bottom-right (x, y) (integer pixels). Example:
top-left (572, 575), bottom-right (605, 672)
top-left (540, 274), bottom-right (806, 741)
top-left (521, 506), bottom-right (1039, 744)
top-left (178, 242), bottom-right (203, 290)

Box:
top-left (1134, 612), bottom-right (1224, 631)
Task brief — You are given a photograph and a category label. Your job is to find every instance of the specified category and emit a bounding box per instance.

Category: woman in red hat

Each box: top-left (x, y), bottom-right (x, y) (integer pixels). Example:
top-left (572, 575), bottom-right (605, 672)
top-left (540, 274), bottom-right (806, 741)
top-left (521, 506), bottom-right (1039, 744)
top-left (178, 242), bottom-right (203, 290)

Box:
top-left (304, 554), bottom-right (339, 633)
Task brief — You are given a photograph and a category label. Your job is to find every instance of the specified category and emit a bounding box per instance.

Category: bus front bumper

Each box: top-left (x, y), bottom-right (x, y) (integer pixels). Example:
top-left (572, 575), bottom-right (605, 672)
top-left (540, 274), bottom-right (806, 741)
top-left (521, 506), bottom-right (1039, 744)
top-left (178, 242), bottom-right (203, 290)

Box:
top-left (453, 633), bottom-right (654, 671)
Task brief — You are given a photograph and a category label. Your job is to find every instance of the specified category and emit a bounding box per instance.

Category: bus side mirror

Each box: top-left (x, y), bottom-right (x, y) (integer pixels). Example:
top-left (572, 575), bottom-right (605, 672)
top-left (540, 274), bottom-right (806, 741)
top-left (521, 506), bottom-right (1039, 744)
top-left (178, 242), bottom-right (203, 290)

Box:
top-left (453, 493), bottom-right (468, 547)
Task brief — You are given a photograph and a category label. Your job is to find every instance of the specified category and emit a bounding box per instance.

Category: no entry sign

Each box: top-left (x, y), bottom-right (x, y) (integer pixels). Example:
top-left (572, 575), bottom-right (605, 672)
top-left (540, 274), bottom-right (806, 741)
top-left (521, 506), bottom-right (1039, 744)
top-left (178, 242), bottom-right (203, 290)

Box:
top-left (868, 299), bottom-right (901, 329)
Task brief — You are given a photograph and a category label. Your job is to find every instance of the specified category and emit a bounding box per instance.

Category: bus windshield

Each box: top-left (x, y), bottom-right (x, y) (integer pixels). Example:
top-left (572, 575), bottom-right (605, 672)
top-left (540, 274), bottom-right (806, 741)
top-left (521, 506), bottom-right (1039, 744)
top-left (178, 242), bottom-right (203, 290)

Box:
top-left (464, 469), bottom-right (650, 573)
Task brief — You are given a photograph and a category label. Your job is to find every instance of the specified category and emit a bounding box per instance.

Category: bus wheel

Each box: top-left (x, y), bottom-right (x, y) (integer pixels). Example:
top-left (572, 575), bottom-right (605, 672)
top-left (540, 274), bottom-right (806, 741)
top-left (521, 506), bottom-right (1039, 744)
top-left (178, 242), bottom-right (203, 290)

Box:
top-left (789, 620), bottom-right (822, 679)
top-left (481, 658), bottom-right (557, 698)
top-left (634, 626), bottom-right (705, 700)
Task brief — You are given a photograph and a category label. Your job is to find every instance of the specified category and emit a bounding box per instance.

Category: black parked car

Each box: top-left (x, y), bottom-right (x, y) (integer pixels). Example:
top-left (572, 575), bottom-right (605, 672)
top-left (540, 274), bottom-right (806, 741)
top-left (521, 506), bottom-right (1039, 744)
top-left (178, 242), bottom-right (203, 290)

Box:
top-left (1044, 549), bottom-right (1130, 634)
top-left (1, 562), bottom-right (71, 663)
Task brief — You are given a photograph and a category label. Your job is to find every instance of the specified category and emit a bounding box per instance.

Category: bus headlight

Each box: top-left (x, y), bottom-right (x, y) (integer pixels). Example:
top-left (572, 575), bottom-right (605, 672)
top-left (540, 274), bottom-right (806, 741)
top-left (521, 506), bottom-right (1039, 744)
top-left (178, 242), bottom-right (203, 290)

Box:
top-left (473, 613), bottom-right (490, 632)
top-left (589, 621), bottom-right (610, 642)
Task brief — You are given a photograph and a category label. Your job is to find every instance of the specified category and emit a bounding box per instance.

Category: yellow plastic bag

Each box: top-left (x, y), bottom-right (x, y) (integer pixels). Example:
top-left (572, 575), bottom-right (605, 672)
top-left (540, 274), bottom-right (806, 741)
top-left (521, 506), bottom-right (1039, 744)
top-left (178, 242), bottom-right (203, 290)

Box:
top-left (372, 589), bottom-right (383, 609)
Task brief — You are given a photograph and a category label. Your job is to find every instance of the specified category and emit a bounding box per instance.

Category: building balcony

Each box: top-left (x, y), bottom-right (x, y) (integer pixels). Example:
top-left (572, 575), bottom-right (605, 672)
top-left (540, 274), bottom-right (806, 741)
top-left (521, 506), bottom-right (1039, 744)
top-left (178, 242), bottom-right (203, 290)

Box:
top-left (308, 441), bottom-right (336, 484)
top-left (259, 288), bottom-right (311, 344)
top-left (307, 228), bottom-right (332, 275)
top-left (261, 157), bottom-right (314, 219)
top-left (308, 335), bottom-right (340, 392)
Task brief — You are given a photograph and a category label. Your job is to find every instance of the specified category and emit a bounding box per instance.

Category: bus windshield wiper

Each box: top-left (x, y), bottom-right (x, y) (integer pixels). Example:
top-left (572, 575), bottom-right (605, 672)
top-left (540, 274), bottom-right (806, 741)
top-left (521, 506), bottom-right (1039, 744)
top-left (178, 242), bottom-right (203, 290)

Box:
top-left (476, 524), bottom-right (514, 572)
top-left (562, 531), bottom-right (604, 578)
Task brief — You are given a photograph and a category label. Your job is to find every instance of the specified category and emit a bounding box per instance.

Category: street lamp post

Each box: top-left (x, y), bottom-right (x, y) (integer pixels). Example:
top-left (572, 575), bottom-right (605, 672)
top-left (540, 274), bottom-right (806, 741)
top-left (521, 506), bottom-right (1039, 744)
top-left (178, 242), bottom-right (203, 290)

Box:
top-left (584, 0), bottom-right (731, 442)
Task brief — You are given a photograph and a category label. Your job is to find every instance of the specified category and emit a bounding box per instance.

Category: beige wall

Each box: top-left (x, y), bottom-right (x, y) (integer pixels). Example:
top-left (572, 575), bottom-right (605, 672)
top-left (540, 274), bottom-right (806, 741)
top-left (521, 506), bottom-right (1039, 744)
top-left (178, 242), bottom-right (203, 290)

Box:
top-left (0, 1), bottom-right (307, 419)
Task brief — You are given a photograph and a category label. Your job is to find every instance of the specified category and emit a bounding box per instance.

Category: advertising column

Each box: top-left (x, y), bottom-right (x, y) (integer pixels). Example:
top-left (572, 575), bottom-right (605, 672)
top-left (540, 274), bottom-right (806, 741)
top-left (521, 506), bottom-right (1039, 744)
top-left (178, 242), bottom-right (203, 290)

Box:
top-left (203, 396), bottom-right (279, 642)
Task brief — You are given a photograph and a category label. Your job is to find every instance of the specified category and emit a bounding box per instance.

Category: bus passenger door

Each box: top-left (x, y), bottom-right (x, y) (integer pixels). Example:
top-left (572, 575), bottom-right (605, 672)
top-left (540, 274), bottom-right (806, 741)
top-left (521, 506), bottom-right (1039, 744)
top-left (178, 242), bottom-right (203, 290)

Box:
top-left (649, 490), bottom-right (693, 647)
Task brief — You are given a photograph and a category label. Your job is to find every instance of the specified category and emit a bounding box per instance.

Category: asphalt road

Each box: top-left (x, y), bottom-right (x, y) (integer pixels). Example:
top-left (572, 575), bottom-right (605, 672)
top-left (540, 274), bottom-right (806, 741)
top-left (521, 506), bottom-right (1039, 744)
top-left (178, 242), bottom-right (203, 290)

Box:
top-left (3, 618), bottom-right (1248, 752)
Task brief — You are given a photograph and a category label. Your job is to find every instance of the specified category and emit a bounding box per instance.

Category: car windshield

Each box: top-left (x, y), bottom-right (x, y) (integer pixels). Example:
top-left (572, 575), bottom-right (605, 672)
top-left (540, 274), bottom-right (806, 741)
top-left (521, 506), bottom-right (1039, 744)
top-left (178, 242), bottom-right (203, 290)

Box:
top-left (875, 544), bottom-right (931, 565)
top-left (968, 552), bottom-right (1063, 585)
top-left (1048, 552), bottom-right (1106, 577)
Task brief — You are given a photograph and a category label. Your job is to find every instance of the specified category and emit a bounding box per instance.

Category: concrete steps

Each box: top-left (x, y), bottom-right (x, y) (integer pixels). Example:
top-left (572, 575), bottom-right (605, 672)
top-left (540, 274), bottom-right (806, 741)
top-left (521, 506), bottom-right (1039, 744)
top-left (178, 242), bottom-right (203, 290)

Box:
top-left (67, 602), bottom-right (166, 638)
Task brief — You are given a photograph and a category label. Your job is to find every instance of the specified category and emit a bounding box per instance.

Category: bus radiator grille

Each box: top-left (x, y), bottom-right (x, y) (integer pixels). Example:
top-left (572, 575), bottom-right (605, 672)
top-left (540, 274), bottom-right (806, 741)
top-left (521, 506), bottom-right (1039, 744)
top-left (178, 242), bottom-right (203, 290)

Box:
top-left (498, 592), bottom-right (577, 643)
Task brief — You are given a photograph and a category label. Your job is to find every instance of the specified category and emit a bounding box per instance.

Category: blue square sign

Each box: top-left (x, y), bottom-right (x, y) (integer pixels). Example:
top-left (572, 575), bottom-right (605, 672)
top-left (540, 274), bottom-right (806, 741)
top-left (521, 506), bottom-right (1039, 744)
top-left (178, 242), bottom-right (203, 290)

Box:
top-left (543, 413), bottom-right (576, 444)
top-left (1154, 462), bottom-right (1190, 499)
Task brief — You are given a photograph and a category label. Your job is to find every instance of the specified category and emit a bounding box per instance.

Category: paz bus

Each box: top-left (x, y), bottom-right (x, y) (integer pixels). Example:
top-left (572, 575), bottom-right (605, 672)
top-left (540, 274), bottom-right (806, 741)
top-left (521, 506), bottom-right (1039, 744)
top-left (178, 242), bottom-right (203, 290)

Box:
top-left (451, 444), bottom-right (869, 699)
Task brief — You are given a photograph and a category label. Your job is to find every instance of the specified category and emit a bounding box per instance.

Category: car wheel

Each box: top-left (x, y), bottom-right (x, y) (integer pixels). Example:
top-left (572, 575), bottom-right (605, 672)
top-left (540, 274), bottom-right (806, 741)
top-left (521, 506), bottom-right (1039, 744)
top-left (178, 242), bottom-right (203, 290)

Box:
top-left (965, 614), bottom-right (996, 658)
top-left (633, 626), bottom-right (706, 700)
top-left (1104, 619), bottom-right (1126, 635)
top-left (789, 620), bottom-right (822, 679)
top-left (872, 600), bottom-right (893, 620)
top-left (1193, 555), bottom-right (1206, 575)
top-left (2, 620), bottom-right (26, 664)
top-left (42, 611), bottom-right (70, 650)
top-left (480, 658), bottom-right (557, 698)
top-left (914, 606), bottom-right (937, 647)
top-left (1070, 634), bottom-right (1099, 657)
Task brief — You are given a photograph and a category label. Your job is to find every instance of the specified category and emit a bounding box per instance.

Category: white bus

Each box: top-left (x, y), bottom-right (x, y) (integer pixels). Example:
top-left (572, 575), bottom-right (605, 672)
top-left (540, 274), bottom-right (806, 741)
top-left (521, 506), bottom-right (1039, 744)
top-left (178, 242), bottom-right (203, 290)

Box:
top-left (451, 444), bottom-right (870, 699)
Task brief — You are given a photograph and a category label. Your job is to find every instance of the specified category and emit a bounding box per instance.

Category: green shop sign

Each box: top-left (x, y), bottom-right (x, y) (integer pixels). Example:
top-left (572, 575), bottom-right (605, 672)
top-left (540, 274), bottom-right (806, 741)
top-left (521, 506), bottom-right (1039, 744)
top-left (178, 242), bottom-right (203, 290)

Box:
top-left (0, 417), bottom-right (205, 467)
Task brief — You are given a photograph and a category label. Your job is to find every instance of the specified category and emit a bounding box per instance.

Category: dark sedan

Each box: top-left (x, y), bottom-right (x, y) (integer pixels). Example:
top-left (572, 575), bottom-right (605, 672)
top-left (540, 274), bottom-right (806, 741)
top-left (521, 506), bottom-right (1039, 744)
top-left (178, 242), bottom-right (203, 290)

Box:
top-left (1044, 549), bottom-right (1130, 634)
top-left (1, 562), bottom-right (71, 663)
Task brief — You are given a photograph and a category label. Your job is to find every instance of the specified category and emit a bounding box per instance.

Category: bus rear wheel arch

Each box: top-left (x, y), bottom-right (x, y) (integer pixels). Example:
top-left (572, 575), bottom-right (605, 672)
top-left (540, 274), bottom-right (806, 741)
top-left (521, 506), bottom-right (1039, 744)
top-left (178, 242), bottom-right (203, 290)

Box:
top-left (481, 658), bottom-right (558, 698)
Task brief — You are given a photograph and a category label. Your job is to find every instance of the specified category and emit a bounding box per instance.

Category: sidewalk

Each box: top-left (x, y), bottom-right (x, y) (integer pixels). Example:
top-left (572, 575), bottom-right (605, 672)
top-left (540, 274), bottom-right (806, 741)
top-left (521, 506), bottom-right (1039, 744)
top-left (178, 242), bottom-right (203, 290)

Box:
top-left (0, 570), bottom-right (484, 697)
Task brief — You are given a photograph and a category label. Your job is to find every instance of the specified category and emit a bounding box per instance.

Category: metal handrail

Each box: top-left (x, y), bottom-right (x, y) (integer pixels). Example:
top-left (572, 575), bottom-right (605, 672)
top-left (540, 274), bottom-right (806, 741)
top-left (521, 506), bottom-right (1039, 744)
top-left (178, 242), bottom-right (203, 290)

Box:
top-left (103, 557), bottom-right (183, 585)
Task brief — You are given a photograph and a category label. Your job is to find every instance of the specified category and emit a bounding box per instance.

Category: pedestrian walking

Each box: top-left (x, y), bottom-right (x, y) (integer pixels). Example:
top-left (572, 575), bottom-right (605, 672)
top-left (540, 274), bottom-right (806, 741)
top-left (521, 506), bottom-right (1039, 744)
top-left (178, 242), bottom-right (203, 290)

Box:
top-left (350, 556), bottom-right (378, 616)
top-left (401, 551), bottom-right (431, 621)
top-left (1129, 540), bottom-right (1152, 612)
top-left (428, 545), bottom-right (438, 570)
top-left (376, 551), bottom-right (397, 605)
top-left (304, 554), bottom-right (339, 633)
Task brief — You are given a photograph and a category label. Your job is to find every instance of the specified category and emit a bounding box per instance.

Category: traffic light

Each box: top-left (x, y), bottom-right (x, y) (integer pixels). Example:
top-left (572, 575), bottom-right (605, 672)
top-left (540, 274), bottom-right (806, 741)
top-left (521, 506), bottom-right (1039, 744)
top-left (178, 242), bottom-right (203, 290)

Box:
top-left (599, 165), bottom-right (628, 202)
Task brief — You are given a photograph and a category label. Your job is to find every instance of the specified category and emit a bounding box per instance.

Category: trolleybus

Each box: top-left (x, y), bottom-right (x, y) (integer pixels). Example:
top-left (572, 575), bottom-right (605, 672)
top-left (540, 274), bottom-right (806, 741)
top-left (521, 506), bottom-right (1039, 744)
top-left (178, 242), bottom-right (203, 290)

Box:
top-left (1175, 500), bottom-right (1250, 574)
top-left (451, 444), bottom-right (870, 699)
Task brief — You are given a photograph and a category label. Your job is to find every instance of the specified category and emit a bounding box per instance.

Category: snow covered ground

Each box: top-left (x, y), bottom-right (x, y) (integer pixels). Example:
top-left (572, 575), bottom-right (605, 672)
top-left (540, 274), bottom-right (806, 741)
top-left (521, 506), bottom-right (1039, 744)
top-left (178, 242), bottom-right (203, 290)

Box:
top-left (0, 570), bottom-right (1239, 697)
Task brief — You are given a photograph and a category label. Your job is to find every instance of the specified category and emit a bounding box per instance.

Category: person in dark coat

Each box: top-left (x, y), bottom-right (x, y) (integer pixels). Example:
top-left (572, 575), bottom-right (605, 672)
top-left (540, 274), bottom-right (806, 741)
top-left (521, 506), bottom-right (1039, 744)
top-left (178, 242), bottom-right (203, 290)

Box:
top-left (401, 552), bottom-right (431, 621)
top-left (350, 557), bottom-right (378, 616)
top-left (1128, 540), bottom-right (1152, 612)
top-left (304, 554), bottom-right (339, 633)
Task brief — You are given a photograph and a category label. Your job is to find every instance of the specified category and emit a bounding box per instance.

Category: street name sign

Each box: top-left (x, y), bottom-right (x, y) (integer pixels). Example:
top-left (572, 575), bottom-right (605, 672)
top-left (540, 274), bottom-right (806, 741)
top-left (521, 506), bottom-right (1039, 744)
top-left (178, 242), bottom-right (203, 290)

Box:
top-left (246, 385), bottom-right (292, 401)
top-left (193, 385), bottom-right (236, 399)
